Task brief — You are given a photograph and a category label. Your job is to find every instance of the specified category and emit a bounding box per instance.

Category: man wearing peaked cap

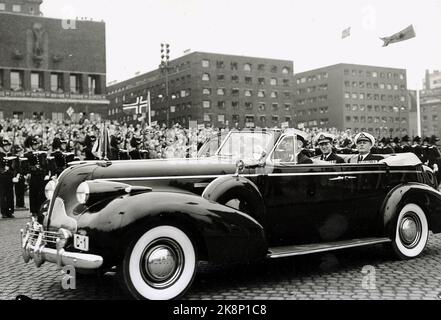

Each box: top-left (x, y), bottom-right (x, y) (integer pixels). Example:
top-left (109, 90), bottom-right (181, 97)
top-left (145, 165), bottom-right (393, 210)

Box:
top-left (0, 137), bottom-right (15, 218)
top-left (347, 132), bottom-right (383, 163)
top-left (313, 132), bottom-right (344, 163)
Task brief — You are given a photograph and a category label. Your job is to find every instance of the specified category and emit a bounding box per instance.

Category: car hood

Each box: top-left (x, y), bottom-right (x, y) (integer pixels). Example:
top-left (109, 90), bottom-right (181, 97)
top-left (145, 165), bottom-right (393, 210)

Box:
top-left (46, 157), bottom-right (239, 230)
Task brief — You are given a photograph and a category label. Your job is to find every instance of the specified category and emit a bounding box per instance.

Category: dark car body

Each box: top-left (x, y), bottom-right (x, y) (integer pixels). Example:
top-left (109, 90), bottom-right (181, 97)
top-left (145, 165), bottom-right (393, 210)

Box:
top-left (21, 129), bottom-right (441, 299)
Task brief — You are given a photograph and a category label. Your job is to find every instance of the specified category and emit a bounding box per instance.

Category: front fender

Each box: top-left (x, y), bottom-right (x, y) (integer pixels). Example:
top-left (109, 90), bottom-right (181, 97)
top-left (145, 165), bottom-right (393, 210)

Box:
top-left (202, 175), bottom-right (266, 225)
top-left (76, 191), bottom-right (267, 266)
top-left (382, 183), bottom-right (441, 235)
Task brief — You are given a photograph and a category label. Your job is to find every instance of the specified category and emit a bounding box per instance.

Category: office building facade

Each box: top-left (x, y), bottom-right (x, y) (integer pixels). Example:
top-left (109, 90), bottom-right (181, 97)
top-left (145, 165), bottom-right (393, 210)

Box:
top-left (107, 52), bottom-right (295, 128)
top-left (293, 63), bottom-right (409, 137)
top-left (0, 0), bottom-right (108, 121)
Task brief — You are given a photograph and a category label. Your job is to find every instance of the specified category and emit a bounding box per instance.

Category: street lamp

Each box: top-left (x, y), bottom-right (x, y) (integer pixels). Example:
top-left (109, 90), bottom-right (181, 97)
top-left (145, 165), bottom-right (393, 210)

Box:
top-left (160, 43), bottom-right (170, 126)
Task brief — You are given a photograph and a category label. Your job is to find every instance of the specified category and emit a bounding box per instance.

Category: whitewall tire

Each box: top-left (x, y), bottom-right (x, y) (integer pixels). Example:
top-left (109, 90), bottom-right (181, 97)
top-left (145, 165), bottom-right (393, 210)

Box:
top-left (122, 225), bottom-right (197, 300)
top-left (391, 203), bottom-right (429, 259)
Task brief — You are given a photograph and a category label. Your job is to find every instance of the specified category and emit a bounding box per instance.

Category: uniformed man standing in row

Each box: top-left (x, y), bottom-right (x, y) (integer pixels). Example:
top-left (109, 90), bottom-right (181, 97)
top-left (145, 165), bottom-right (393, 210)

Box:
top-left (24, 136), bottom-right (50, 218)
top-left (313, 133), bottom-right (344, 163)
top-left (0, 138), bottom-right (15, 218)
top-left (12, 144), bottom-right (26, 210)
top-left (109, 135), bottom-right (130, 160)
top-left (348, 132), bottom-right (383, 163)
top-left (49, 137), bottom-right (78, 179)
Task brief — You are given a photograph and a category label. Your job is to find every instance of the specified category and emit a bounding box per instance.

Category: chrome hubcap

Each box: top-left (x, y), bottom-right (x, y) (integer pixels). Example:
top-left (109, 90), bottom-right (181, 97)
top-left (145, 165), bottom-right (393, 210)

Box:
top-left (399, 212), bottom-right (422, 248)
top-left (141, 239), bottom-right (184, 289)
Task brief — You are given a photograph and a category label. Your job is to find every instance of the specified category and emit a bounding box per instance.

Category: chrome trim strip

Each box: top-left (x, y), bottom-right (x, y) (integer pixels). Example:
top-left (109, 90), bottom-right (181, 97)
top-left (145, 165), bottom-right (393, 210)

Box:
top-left (267, 237), bottom-right (391, 259)
top-left (94, 170), bottom-right (417, 182)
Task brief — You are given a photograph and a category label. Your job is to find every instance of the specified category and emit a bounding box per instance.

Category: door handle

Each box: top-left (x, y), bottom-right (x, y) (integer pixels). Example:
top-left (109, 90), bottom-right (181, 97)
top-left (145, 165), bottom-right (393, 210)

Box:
top-left (344, 176), bottom-right (357, 180)
top-left (329, 176), bottom-right (345, 181)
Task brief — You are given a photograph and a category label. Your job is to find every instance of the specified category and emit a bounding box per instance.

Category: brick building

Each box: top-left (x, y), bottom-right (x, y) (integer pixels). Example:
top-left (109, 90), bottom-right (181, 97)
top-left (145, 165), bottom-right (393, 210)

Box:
top-left (420, 88), bottom-right (441, 138)
top-left (107, 52), bottom-right (295, 128)
top-left (293, 63), bottom-right (409, 138)
top-left (0, 0), bottom-right (108, 121)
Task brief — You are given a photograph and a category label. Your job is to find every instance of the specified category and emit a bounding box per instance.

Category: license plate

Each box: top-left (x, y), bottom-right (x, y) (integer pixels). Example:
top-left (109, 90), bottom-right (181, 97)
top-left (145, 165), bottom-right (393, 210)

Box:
top-left (74, 234), bottom-right (89, 251)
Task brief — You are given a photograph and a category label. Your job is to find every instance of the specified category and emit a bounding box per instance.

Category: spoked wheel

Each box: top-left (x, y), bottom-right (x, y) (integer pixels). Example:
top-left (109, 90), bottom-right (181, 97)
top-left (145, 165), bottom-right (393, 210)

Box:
top-left (391, 203), bottom-right (429, 259)
top-left (121, 225), bottom-right (197, 300)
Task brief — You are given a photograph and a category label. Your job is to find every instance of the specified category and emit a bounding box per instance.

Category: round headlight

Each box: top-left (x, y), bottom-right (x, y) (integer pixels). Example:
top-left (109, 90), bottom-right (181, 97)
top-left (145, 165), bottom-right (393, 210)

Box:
top-left (44, 180), bottom-right (57, 200)
top-left (76, 182), bottom-right (90, 204)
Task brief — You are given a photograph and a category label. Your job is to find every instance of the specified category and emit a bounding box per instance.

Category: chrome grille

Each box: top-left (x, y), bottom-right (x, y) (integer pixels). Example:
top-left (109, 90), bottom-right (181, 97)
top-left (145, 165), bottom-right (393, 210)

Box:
top-left (27, 230), bottom-right (60, 248)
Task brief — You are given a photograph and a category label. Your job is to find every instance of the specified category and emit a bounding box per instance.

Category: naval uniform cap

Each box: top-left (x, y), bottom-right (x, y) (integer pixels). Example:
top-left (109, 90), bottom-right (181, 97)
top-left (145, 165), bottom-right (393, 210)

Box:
top-left (354, 132), bottom-right (375, 145)
top-left (315, 132), bottom-right (335, 145)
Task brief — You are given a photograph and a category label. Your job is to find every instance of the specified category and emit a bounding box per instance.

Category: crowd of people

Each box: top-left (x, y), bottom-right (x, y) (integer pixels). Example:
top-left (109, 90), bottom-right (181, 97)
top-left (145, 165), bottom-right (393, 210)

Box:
top-left (0, 117), bottom-right (440, 219)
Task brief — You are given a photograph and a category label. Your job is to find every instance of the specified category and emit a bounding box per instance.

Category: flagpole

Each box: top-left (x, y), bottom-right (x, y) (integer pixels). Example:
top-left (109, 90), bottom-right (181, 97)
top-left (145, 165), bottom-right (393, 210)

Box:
top-left (416, 88), bottom-right (421, 137)
top-left (147, 90), bottom-right (151, 127)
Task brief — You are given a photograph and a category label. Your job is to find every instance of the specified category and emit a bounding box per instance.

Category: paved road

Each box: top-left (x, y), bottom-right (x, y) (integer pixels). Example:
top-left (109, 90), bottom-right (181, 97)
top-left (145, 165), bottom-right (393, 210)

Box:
top-left (2, 210), bottom-right (441, 300)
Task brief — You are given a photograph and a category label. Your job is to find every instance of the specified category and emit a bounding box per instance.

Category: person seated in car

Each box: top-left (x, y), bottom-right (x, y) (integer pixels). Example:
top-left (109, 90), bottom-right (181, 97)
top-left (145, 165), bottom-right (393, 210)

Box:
top-left (347, 132), bottom-right (383, 163)
top-left (274, 130), bottom-right (312, 164)
top-left (313, 132), bottom-right (344, 163)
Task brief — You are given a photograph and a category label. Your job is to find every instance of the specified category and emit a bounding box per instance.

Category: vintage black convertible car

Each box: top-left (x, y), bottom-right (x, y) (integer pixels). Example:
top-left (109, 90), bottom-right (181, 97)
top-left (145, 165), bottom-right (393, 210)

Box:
top-left (21, 129), bottom-right (441, 300)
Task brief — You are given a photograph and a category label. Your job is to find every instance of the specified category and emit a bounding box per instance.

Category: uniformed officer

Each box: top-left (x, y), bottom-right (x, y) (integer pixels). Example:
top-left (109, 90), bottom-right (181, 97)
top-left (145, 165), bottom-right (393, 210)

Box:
top-left (12, 144), bottom-right (26, 210)
top-left (381, 138), bottom-right (395, 154)
top-left (0, 138), bottom-right (15, 218)
top-left (392, 137), bottom-right (403, 154)
top-left (109, 135), bottom-right (130, 160)
top-left (24, 136), bottom-right (50, 218)
top-left (128, 136), bottom-right (147, 159)
top-left (401, 135), bottom-right (412, 153)
top-left (49, 137), bottom-right (77, 178)
top-left (313, 133), bottom-right (344, 163)
top-left (411, 136), bottom-right (424, 162)
top-left (347, 132), bottom-right (383, 163)
top-left (83, 134), bottom-right (100, 160)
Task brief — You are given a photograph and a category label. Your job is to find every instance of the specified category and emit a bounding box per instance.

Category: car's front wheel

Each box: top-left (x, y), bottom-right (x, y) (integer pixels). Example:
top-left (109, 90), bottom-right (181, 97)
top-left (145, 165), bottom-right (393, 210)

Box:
top-left (121, 225), bottom-right (197, 300)
top-left (391, 203), bottom-right (429, 259)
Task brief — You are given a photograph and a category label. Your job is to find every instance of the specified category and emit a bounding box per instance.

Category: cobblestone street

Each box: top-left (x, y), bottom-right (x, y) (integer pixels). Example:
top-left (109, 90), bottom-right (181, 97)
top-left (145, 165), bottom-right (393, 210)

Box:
top-left (2, 208), bottom-right (441, 300)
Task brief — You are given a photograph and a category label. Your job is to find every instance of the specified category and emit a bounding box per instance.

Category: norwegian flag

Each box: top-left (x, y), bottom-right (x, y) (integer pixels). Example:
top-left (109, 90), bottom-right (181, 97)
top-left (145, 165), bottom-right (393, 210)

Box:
top-left (122, 92), bottom-right (151, 125)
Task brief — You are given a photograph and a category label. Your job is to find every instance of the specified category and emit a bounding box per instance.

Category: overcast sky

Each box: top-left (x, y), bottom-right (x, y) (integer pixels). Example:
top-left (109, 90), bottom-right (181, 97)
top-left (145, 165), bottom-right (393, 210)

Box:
top-left (41, 0), bottom-right (441, 89)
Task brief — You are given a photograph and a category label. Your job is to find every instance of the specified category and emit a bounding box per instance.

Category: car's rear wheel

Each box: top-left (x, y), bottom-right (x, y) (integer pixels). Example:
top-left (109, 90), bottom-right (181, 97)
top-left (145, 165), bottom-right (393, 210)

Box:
top-left (120, 225), bottom-right (197, 300)
top-left (391, 203), bottom-right (428, 259)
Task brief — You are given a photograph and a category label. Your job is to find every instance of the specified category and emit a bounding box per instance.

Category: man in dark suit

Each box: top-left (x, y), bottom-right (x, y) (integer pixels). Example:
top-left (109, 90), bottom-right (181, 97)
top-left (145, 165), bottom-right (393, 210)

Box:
top-left (313, 132), bottom-right (344, 163)
top-left (348, 132), bottom-right (383, 163)
top-left (273, 129), bottom-right (312, 164)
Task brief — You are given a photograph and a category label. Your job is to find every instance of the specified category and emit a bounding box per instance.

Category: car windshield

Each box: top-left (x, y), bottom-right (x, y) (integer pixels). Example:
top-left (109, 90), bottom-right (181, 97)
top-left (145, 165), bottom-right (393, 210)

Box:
top-left (197, 133), bottom-right (227, 158)
top-left (217, 131), bottom-right (275, 160)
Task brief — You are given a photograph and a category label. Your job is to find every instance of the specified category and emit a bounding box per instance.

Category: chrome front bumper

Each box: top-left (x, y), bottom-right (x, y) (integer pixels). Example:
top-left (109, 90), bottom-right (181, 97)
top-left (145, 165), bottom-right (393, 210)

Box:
top-left (21, 218), bottom-right (103, 270)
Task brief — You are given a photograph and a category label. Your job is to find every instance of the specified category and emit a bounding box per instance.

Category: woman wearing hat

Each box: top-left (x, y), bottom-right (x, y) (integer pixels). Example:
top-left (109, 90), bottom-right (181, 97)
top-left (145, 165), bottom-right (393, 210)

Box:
top-left (348, 132), bottom-right (383, 163)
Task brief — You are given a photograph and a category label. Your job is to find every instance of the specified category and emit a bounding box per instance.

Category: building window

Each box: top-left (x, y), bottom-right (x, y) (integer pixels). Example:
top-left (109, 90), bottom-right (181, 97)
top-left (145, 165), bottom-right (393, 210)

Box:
top-left (0, 3), bottom-right (5, 10)
top-left (218, 114), bottom-right (225, 123)
top-left (231, 75), bottom-right (239, 83)
top-left (272, 103), bottom-right (279, 111)
top-left (202, 88), bottom-right (211, 95)
top-left (244, 63), bottom-right (252, 72)
top-left (202, 73), bottom-right (210, 81)
top-left (202, 101), bottom-right (211, 108)
top-left (257, 90), bottom-right (265, 98)
top-left (282, 67), bottom-right (290, 74)
top-left (270, 66), bottom-right (278, 73)
top-left (245, 76), bottom-right (252, 84)
top-left (217, 74), bottom-right (225, 81)
top-left (245, 102), bottom-right (253, 110)
top-left (258, 103), bottom-right (266, 111)
top-left (284, 91), bottom-right (290, 98)
top-left (203, 113), bottom-right (212, 122)
top-left (271, 115), bottom-right (279, 122)
top-left (270, 78), bottom-right (277, 85)
top-left (12, 4), bottom-right (21, 12)
top-left (70, 74), bottom-right (80, 94)
top-left (88, 75), bottom-right (98, 94)
top-left (31, 72), bottom-right (43, 92)
top-left (232, 88), bottom-right (239, 96)
top-left (202, 60), bottom-right (210, 68)
top-left (0, 70), bottom-right (3, 88)
top-left (217, 101), bottom-right (226, 109)
top-left (258, 78), bottom-right (265, 85)
top-left (258, 64), bottom-right (265, 71)
top-left (372, 71), bottom-right (378, 78)
top-left (230, 62), bottom-right (238, 71)
top-left (216, 61), bottom-right (225, 69)
top-left (232, 101), bottom-right (239, 109)
top-left (285, 104), bottom-right (291, 111)
top-left (244, 90), bottom-right (252, 97)
top-left (271, 91), bottom-right (278, 98)
top-left (217, 88), bottom-right (225, 95)
top-left (10, 70), bottom-right (23, 91)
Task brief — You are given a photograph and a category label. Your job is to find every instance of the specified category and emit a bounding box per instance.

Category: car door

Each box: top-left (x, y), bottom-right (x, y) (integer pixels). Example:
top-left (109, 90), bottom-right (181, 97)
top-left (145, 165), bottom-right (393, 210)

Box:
top-left (254, 135), bottom-right (351, 247)
top-left (338, 162), bottom-right (389, 238)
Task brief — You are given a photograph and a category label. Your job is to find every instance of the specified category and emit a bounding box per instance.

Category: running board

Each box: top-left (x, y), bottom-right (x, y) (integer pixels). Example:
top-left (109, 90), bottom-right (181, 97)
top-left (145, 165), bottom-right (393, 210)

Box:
top-left (267, 237), bottom-right (391, 259)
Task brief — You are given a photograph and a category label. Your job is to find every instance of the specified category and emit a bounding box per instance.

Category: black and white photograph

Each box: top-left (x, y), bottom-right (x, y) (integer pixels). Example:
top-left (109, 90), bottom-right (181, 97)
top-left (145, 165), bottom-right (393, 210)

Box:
top-left (1, 0), bottom-right (441, 308)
